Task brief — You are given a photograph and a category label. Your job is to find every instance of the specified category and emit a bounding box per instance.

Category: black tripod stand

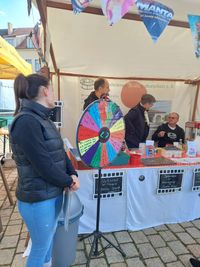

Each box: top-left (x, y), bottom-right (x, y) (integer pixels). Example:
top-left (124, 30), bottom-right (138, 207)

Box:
top-left (80, 168), bottom-right (126, 267)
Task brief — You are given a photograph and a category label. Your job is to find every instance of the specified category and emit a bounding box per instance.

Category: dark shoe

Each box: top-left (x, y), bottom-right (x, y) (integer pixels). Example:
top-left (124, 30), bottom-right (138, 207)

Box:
top-left (190, 258), bottom-right (200, 267)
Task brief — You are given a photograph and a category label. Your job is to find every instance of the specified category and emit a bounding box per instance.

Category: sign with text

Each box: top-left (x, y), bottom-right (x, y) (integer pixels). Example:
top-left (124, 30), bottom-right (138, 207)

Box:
top-left (93, 171), bottom-right (124, 199)
top-left (157, 169), bottom-right (184, 194)
top-left (192, 168), bottom-right (200, 191)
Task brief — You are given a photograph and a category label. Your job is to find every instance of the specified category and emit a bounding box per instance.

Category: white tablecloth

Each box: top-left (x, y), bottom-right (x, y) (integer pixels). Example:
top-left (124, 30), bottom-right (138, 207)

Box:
top-left (77, 165), bottom-right (200, 234)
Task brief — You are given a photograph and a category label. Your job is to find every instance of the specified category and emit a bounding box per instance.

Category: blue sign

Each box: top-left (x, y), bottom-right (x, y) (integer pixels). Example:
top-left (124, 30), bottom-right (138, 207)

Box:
top-left (135, 0), bottom-right (174, 42)
top-left (188, 15), bottom-right (200, 58)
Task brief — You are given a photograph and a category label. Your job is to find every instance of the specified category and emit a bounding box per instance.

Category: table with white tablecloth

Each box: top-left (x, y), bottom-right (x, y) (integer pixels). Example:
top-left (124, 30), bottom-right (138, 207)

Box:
top-left (77, 165), bottom-right (200, 234)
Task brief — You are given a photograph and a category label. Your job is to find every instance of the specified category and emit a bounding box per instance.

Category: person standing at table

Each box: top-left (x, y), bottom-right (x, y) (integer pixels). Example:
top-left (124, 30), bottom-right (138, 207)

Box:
top-left (152, 112), bottom-right (185, 147)
top-left (9, 73), bottom-right (80, 267)
top-left (83, 78), bottom-right (110, 110)
top-left (124, 94), bottom-right (156, 148)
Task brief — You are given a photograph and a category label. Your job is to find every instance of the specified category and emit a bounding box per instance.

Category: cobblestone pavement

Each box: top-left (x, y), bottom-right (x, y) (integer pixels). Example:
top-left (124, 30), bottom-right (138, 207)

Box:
top-left (0, 167), bottom-right (200, 267)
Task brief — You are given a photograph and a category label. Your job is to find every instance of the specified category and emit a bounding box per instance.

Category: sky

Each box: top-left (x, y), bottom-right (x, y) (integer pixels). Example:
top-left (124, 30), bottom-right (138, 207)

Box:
top-left (0, 0), bottom-right (40, 29)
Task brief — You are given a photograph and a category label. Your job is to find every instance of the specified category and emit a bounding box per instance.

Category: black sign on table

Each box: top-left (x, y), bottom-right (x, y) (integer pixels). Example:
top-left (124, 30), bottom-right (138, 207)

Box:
top-left (93, 171), bottom-right (124, 199)
top-left (192, 168), bottom-right (200, 191)
top-left (157, 169), bottom-right (184, 194)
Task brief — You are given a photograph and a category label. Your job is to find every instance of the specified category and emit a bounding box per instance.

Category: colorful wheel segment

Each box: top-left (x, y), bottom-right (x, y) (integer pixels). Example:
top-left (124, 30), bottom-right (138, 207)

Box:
top-left (76, 99), bottom-right (125, 168)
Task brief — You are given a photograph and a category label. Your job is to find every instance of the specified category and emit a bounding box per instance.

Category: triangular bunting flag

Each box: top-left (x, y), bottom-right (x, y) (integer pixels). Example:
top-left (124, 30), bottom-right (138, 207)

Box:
top-left (71, 0), bottom-right (92, 13)
top-left (101, 0), bottom-right (134, 25)
top-left (135, 0), bottom-right (174, 43)
top-left (188, 15), bottom-right (200, 58)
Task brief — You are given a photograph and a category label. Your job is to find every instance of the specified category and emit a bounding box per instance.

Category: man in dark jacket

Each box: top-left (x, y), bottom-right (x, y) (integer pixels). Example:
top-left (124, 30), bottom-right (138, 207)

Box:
top-left (124, 94), bottom-right (156, 148)
top-left (83, 78), bottom-right (110, 110)
top-left (152, 112), bottom-right (185, 147)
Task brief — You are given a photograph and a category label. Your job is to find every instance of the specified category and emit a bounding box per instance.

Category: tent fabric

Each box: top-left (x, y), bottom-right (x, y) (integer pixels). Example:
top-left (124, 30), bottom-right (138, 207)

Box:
top-left (0, 36), bottom-right (32, 79)
top-left (43, 0), bottom-right (200, 79)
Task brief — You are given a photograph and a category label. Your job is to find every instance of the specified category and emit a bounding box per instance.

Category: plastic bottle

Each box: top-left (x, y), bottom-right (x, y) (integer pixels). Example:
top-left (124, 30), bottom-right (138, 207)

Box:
top-left (179, 139), bottom-right (183, 150)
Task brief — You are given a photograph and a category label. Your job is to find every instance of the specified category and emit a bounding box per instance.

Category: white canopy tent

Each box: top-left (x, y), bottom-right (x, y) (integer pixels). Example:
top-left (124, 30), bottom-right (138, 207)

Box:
top-left (34, 0), bottom-right (200, 145)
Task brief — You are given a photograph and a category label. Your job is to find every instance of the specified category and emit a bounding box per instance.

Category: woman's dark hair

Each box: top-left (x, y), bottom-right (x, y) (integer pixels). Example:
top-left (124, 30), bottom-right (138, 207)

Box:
top-left (14, 73), bottom-right (49, 115)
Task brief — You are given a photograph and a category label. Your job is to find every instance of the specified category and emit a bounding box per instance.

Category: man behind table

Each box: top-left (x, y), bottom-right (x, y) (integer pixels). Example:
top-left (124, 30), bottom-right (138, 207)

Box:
top-left (152, 112), bottom-right (185, 147)
top-left (124, 94), bottom-right (156, 148)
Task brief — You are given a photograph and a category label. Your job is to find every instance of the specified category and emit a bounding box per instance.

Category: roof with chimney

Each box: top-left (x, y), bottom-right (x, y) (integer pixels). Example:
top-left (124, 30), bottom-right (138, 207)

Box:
top-left (0, 28), bottom-right (32, 38)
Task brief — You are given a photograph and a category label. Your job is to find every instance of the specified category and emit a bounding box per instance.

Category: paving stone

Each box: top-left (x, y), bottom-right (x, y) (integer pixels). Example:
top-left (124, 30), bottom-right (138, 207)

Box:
top-left (8, 219), bottom-right (22, 226)
top-left (120, 242), bottom-right (139, 258)
top-left (178, 254), bottom-right (194, 267)
top-left (137, 243), bottom-right (158, 259)
top-left (16, 239), bottom-right (26, 253)
top-left (167, 224), bottom-right (185, 233)
top-left (145, 257), bottom-right (165, 267)
top-left (114, 231), bottom-right (132, 243)
top-left (166, 261), bottom-right (185, 267)
top-left (74, 250), bottom-right (87, 265)
top-left (110, 263), bottom-right (127, 267)
top-left (85, 244), bottom-right (103, 258)
top-left (186, 227), bottom-right (200, 239)
top-left (11, 253), bottom-right (26, 267)
top-left (21, 224), bottom-right (27, 233)
top-left (180, 222), bottom-right (193, 228)
top-left (187, 244), bottom-right (200, 258)
top-left (176, 232), bottom-right (196, 245)
top-left (0, 248), bottom-right (15, 265)
top-left (168, 240), bottom-right (189, 255)
top-left (159, 230), bottom-right (177, 242)
top-left (143, 228), bottom-right (157, 235)
top-left (89, 258), bottom-right (108, 267)
top-left (77, 240), bottom-right (84, 250)
top-left (130, 231), bottom-right (148, 244)
top-left (154, 225), bottom-right (168, 231)
top-left (126, 257), bottom-right (145, 267)
top-left (156, 247), bottom-right (177, 263)
top-left (1, 208), bottom-right (12, 217)
top-left (101, 233), bottom-right (118, 246)
top-left (148, 234), bottom-right (166, 248)
top-left (1, 216), bottom-right (10, 226)
top-left (10, 212), bottom-right (21, 220)
top-left (4, 225), bottom-right (21, 236)
top-left (105, 247), bottom-right (125, 264)
top-left (192, 220), bottom-right (200, 229)
top-left (0, 235), bottom-right (18, 249)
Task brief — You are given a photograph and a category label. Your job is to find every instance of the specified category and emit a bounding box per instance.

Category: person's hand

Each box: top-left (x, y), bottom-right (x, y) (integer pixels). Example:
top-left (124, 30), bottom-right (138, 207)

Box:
top-left (69, 175), bottom-right (80, 191)
top-left (158, 131), bottom-right (165, 137)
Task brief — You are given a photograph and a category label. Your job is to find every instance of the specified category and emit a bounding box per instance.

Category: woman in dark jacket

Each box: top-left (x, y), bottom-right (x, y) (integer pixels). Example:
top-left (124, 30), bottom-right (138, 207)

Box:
top-left (9, 74), bottom-right (80, 267)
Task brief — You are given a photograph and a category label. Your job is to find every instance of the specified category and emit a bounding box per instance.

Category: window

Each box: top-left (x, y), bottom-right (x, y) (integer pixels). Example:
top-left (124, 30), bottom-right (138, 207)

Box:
top-left (5, 38), bottom-right (15, 47)
top-left (35, 59), bottom-right (40, 72)
top-left (27, 37), bottom-right (34, 49)
top-left (25, 59), bottom-right (32, 65)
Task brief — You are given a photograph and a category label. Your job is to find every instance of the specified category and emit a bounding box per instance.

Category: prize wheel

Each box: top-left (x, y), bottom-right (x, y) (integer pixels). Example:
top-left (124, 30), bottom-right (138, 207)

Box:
top-left (76, 99), bottom-right (125, 168)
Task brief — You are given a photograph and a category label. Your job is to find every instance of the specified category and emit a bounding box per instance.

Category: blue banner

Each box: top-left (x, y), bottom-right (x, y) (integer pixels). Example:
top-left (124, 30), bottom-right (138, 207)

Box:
top-left (188, 15), bottom-right (200, 58)
top-left (71, 0), bottom-right (92, 13)
top-left (135, 0), bottom-right (174, 43)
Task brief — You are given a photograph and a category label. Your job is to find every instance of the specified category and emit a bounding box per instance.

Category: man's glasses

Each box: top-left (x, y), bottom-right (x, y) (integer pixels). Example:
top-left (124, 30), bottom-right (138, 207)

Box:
top-left (168, 116), bottom-right (178, 119)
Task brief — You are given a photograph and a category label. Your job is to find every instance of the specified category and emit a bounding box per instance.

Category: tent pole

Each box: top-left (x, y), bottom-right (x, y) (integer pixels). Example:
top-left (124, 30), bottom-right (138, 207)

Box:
top-left (50, 72), bottom-right (187, 83)
top-left (192, 83), bottom-right (200, 121)
top-left (46, 1), bottom-right (189, 29)
top-left (57, 69), bottom-right (60, 101)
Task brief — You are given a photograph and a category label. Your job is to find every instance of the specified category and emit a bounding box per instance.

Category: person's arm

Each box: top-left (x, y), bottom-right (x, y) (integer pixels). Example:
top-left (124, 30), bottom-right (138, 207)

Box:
top-left (125, 109), bottom-right (138, 134)
top-left (65, 154), bottom-right (78, 176)
top-left (180, 128), bottom-right (185, 143)
top-left (12, 115), bottom-right (73, 188)
top-left (152, 125), bottom-right (163, 141)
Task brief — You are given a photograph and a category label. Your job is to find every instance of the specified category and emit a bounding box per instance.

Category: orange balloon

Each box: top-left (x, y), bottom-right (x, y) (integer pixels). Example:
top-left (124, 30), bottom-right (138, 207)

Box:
top-left (121, 81), bottom-right (147, 108)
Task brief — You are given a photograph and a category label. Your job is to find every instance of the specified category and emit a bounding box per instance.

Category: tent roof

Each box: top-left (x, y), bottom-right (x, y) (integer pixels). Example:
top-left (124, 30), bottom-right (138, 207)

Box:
top-left (0, 36), bottom-right (32, 79)
top-left (37, 0), bottom-right (200, 80)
